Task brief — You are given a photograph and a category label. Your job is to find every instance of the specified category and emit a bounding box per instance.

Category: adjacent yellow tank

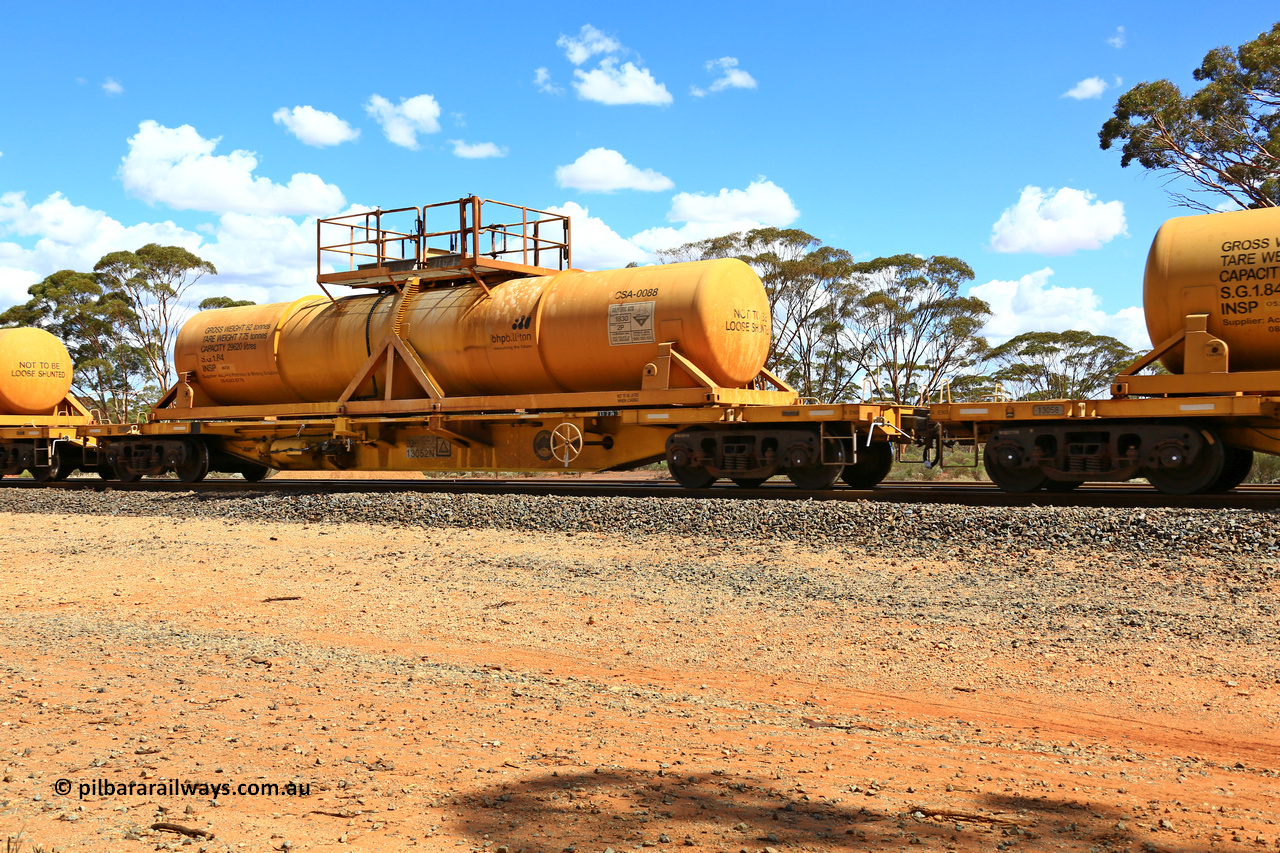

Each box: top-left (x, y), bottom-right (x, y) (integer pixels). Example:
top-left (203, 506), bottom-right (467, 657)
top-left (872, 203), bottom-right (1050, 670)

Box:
top-left (175, 258), bottom-right (772, 405)
top-left (1144, 207), bottom-right (1280, 373)
top-left (0, 328), bottom-right (74, 414)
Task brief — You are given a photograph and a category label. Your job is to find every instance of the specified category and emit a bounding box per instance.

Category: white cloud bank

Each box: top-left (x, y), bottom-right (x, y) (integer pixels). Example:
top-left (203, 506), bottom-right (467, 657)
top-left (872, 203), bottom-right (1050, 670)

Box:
top-left (364, 94), bottom-right (442, 149)
top-left (547, 179), bottom-right (799, 270)
top-left (1062, 76), bottom-right (1111, 99)
top-left (557, 24), bottom-right (622, 65)
top-left (272, 106), bottom-right (360, 147)
top-left (102, 78), bottom-right (123, 96)
top-left (0, 189), bottom-right (360, 309)
top-left (555, 148), bottom-right (673, 192)
top-left (632, 179), bottom-right (799, 252)
top-left (574, 59), bottom-right (672, 105)
top-left (970, 267), bottom-right (1148, 349)
top-left (1107, 26), bottom-right (1126, 48)
top-left (545, 201), bottom-right (650, 270)
top-left (119, 121), bottom-right (346, 216)
top-left (0, 191), bottom-right (204, 307)
top-left (449, 139), bottom-right (507, 159)
top-left (550, 24), bottom-right (672, 106)
top-left (990, 186), bottom-right (1126, 255)
top-left (690, 57), bottom-right (757, 97)
top-left (533, 67), bottom-right (562, 95)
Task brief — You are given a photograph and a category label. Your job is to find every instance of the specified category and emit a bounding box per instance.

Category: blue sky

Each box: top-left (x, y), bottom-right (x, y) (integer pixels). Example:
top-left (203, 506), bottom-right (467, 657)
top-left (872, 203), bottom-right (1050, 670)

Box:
top-left (1, 2), bottom-right (1276, 350)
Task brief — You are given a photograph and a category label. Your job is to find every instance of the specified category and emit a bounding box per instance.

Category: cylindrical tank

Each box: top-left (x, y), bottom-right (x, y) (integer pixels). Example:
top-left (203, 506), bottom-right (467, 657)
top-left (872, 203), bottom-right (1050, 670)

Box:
top-left (1144, 206), bottom-right (1280, 373)
top-left (0, 328), bottom-right (74, 414)
top-left (174, 258), bottom-right (772, 405)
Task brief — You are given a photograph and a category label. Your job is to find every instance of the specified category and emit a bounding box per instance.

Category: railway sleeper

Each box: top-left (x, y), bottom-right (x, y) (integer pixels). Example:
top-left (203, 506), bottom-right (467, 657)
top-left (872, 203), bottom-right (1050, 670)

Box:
top-left (984, 421), bottom-right (1245, 495)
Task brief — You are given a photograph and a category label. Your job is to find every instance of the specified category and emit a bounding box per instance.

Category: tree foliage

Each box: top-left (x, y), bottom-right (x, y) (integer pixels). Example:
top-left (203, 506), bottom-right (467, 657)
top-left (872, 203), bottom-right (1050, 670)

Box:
top-left (0, 269), bottom-right (153, 422)
top-left (847, 255), bottom-right (990, 404)
top-left (0, 245), bottom-right (234, 423)
top-left (987, 330), bottom-right (1138, 400)
top-left (1099, 22), bottom-right (1280, 211)
top-left (657, 229), bottom-right (864, 401)
top-left (94, 244), bottom-right (216, 388)
top-left (198, 296), bottom-right (255, 310)
top-left (657, 234), bottom-right (990, 403)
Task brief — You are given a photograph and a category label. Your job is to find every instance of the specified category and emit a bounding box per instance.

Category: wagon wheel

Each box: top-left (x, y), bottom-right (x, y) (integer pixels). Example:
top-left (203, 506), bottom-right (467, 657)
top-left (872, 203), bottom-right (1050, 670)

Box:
top-left (174, 441), bottom-right (210, 484)
top-left (550, 423), bottom-right (584, 467)
top-left (840, 440), bottom-right (894, 489)
top-left (1209, 446), bottom-right (1254, 493)
top-left (1144, 428), bottom-right (1225, 495)
top-left (787, 438), bottom-right (846, 490)
top-left (666, 427), bottom-right (715, 489)
top-left (983, 440), bottom-right (1047, 493)
top-left (112, 457), bottom-right (142, 483)
top-left (241, 464), bottom-right (271, 483)
top-left (30, 448), bottom-right (65, 483)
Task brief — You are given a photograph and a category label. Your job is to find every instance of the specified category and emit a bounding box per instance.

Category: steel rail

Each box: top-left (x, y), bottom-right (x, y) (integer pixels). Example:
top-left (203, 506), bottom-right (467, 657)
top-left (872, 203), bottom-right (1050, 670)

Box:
top-left (4, 476), bottom-right (1280, 510)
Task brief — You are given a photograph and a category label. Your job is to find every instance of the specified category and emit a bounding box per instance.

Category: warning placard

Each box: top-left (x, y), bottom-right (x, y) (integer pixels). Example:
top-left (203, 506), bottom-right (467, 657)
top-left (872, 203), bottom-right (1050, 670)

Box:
top-left (608, 301), bottom-right (656, 345)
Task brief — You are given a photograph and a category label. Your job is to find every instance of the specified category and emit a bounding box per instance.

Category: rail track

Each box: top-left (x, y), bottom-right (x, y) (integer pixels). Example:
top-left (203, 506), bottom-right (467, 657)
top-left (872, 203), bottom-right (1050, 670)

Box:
top-left (5, 475), bottom-right (1280, 510)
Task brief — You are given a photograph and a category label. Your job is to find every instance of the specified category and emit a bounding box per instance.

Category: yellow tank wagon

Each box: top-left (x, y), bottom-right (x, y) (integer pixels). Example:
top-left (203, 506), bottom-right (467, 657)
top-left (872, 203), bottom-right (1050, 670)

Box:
top-left (932, 207), bottom-right (1280, 495)
top-left (0, 327), bottom-right (100, 481)
top-left (93, 198), bottom-right (919, 489)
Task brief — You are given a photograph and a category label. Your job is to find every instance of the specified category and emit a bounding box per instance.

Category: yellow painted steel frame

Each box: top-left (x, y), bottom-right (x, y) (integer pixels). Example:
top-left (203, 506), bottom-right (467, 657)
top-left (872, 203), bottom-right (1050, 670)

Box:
top-left (98, 401), bottom-right (920, 476)
top-left (0, 394), bottom-right (95, 443)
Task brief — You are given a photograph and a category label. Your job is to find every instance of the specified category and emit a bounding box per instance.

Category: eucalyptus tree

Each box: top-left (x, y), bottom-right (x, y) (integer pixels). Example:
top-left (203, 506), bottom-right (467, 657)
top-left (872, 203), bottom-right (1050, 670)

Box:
top-left (1100, 21), bottom-right (1280, 210)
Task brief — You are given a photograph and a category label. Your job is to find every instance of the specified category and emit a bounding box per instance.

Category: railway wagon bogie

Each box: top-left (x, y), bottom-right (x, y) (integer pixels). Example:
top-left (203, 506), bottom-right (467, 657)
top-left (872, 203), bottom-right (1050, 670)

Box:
top-left (663, 419), bottom-right (908, 490)
top-left (979, 420), bottom-right (1243, 495)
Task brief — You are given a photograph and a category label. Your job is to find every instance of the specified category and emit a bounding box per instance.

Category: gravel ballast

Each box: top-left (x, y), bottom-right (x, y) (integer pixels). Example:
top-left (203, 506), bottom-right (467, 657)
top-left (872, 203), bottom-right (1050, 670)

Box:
top-left (2, 489), bottom-right (1277, 562)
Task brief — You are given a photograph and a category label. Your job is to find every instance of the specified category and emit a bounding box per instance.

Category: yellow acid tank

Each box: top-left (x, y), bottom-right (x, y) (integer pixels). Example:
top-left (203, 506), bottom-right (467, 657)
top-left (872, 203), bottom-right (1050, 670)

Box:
top-left (174, 258), bottom-right (772, 405)
top-left (1144, 206), bottom-right (1280, 373)
top-left (0, 328), bottom-right (74, 414)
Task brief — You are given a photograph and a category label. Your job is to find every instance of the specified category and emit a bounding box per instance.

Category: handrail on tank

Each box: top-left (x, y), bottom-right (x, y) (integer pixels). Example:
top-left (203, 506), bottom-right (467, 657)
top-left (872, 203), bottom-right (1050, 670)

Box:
top-left (420, 197), bottom-right (570, 269)
top-left (317, 206), bottom-right (421, 275)
top-left (317, 197), bottom-right (571, 282)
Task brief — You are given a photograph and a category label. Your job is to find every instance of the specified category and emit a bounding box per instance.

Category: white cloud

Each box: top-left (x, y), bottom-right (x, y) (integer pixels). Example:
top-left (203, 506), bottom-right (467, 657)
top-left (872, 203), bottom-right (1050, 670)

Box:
top-left (970, 267), bottom-right (1148, 349)
top-left (631, 179), bottom-right (800, 252)
top-left (545, 202), bottom-right (650, 270)
top-left (691, 57), bottom-right (757, 97)
top-left (0, 267), bottom-right (36, 309)
top-left (670, 179), bottom-right (798, 225)
top-left (364, 94), bottom-right (442, 149)
top-left (574, 59), bottom-right (672, 106)
top-left (102, 78), bottom-right (123, 96)
top-left (272, 106), bottom-right (360, 147)
top-left (119, 121), bottom-right (346, 216)
top-left (1062, 76), bottom-right (1109, 99)
top-left (449, 139), bottom-right (507, 159)
top-left (550, 25), bottom-right (670, 106)
top-left (0, 189), bottom-right (370, 310)
top-left (555, 148), bottom-right (672, 192)
top-left (557, 25), bottom-right (622, 65)
top-left (1107, 26), bottom-right (1126, 48)
top-left (197, 211), bottom-right (322, 297)
top-left (0, 191), bottom-right (205, 299)
top-left (534, 67), bottom-right (563, 95)
top-left (989, 186), bottom-right (1126, 255)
